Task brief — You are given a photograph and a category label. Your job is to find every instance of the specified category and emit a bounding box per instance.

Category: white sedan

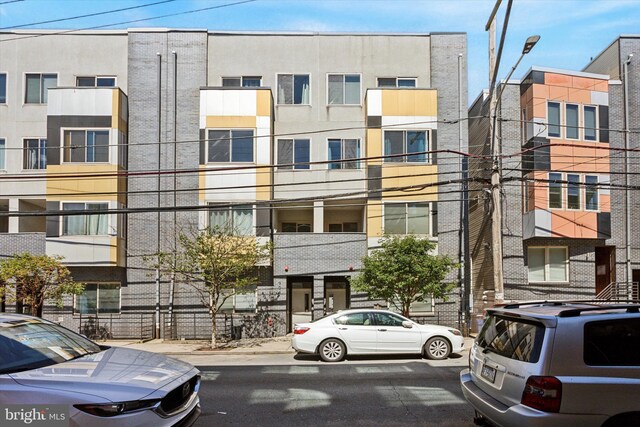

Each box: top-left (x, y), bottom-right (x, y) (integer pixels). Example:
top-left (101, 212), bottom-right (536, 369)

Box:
top-left (292, 309), bottom-right (464, 362)
top-left (0, 313), bottom-right (200, 427)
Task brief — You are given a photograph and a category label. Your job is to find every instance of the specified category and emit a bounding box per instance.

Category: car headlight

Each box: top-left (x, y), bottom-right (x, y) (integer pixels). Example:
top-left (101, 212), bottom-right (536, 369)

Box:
top-left (447, 329), bottom-right (462, 336)
top-left (74, 399), bottom-right (159, 417)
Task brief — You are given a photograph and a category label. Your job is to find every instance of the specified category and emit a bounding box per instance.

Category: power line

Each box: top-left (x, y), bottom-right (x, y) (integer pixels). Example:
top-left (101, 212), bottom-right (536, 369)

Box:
top-left (0, 0), bottom-right (176, 30)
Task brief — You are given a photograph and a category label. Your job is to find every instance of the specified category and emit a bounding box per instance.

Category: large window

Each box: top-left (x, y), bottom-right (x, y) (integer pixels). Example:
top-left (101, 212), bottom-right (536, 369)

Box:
top-left (222, 76), bottom-right (261, 87)
top-left (328, 138), bottom-right (359, 169)
top-left (277, 74), bottom-right (310, 105)
top-left (565, 104), bottom-right (579, 139)
top-left (547, 102), bottom-right (561, 137)
top-left (0, 73), bottom-right (6, 103)
top-left (584, 106), bottom-right (597, 141)
top-left (62, 202), bottom-right (108, 236)
top-left (585, 175), bottom-right (598, 211)
top-left (528, 247), bottom-right (568, 282)
top-left (0, 138), bottom-right (5, 170)
top-left (377, 77), bottom-right (416, 87)
top-left (207, 129), bottom-right (254, 163)
top-left (25, 73), bottom-right (56, 104)
top-left (278, 138), bottom-right (310, 170)
top-left (23, 138), bottom-right (47, 170)
top-left (76, 76), bottom-right (116, 87)
top-left (74, 283), bottom-right (121, 314)
top-left (209, 204), bottom-right (253, 235)
top-left (328, 74), bottom-right (360, 105)
top-left (281, 222), bottom-right (311, 232)
top-left (567, 174), bottom-right (580, 209)
top-left (384, 130), bottom-right (428, 163)
top-left (219, 286), bottom-right (257, 313)
top-left (548, 172), bottom-right (563, 209)
top-left (384, 202), bottom-right (430, 235)
top-left (63, 130), bottom-right (109, 163)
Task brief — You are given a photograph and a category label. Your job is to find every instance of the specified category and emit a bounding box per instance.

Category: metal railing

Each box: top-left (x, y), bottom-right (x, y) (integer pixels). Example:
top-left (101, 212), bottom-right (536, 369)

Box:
top-left (596, 282), bottom-right (640, 302)
top-left (78, 313), bottom-right (155, 341)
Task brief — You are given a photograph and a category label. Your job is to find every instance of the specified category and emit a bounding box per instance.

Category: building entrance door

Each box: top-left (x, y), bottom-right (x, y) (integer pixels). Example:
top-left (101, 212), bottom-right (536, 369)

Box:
top-left (324, 277), bottom-right (350, 314)
top-left (288, 277), bottom-right (313, 331)
top-left (595, 246), bottom-right (615, 296)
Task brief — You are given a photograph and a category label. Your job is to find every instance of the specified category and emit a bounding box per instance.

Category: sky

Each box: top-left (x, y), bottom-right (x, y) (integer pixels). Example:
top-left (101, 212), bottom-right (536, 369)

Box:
top-left (1, 0), bottom-right (639, 103)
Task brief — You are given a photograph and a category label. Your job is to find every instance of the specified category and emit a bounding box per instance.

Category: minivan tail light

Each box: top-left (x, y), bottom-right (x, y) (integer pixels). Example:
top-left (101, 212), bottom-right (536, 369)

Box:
top-left (294, 326), bottom-right (310, 335)
top-left (521, 376), bottom-right (562, 413)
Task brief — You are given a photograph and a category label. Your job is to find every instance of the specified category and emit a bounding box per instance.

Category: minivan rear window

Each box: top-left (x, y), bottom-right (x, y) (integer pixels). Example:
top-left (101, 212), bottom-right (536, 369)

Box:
top-left (584, 318), bottom-right (640, 366)
top-left (477, 314), bottom-right (545, 363)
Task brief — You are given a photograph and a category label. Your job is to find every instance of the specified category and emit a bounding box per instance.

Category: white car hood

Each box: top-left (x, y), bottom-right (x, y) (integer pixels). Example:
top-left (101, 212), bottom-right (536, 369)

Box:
top-left (8, 347), bottom-right (197, 402)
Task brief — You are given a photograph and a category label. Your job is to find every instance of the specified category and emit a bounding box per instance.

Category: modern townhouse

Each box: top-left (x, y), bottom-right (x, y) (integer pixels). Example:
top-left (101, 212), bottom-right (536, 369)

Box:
top-left (0, 29), bottom-right (468, 339)
top-left (467, 35), bottom-right (639, 328)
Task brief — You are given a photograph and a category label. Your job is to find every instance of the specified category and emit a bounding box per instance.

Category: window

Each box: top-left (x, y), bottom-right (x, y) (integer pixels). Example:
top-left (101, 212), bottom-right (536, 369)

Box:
top-left (208, 204), bottom-right (253, 235)
top-left (566, 104), bottom-right (579, 139)
top-left (548, 172), bottom-right (562, 209)
top-left (0, 73), bottom-right (6, 103)
top-left (207, 129), bottom-right (254, 163)
top-left (567, 174), bottom-right (580, 209)
top-left (584, 318), bottom-right (640, 366)
top-left (528, 247), bottom-right (568, 282)
top-left (377, 77), bottom-right (416, 88)
top-left (585, 175), bottom-right (598, 211)
top-left (335, 312), bottom-right (373, 326)
top-left (63, 130), bottom-right (109, 163)
top-left (23, 138), bottom-right (47, 170)
top-left (222, 76), bottom-right (261, 87)
top-left (390, 296), bottom-right (434, 314)
top-left (0, 138), bottom-right (5, 170)
top-left (25, 73), bottom-right (56, 104)
top-left (373, 312), bottom-right (405, 327)
top-left (277, 74), bottom-right (310, 105)
top-left (328, 222), bottom-right (358, 232)
top-left (281, 222), bottom-right (311, 232)
top-left (74, 283), bottom-right (120, 314)
top-left (384, 130), bottom-right (428, 163)
top-left (76, 76), bottom-right (116, 87)
top-left (277, 139), bottom-right (310, 169)
top-left (477, 314), bottom-right (545, 363)
top-left (584, 106), bottom-right (597, 141)
top-left (327, 74), bottom-right (360, 105)
top-left (547, 102), bottom-right (561, 137)
top-left (384, 202), bottom-right (430, 235)
top-left (328, 138), bottom-right (360, 169)
top-left (62, 202), bottom-right (108, 236)
top-left (219, 286), bottom-right (257, 313)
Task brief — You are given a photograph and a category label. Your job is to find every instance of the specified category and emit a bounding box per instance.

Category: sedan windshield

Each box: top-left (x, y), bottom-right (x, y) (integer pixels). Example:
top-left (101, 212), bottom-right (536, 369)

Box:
top-left (0, 319), bottom-right (101, 375)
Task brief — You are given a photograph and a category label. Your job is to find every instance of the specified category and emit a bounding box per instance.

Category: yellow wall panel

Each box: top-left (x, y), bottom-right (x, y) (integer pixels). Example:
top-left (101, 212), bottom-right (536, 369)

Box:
top-left (366, 128), bottom-right (382, 164)
top-left (381, 90), bottom-right (437, 116)
top-left (367, 203), bottom-right (383, 237)
top-left (206, 116), bottom-right (256, 129)
top-left (256, 90), bottom-right (272, 117)
top-left (47, 165), bottom-right (120, 202)
top-left (381, 165), bottom-right (439, 200)
top-left (199, 166), bottom-right (206, 201)
top-left (255, 168), bottom-right (271, 201)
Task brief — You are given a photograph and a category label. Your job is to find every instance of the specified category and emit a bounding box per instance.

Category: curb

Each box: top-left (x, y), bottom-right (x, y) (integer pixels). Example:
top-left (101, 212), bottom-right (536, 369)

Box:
top-left (163, 350), bottom-right (296, 356)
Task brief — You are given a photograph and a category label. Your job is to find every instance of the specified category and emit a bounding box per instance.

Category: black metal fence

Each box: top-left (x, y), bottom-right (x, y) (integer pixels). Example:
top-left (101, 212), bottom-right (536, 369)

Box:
top-left (77, 313), bottom-right (155, 341)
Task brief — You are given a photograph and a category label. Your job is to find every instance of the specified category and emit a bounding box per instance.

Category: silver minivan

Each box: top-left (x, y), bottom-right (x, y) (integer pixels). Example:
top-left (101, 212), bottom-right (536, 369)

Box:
top-left (460, 301), bottom-right (640, 427)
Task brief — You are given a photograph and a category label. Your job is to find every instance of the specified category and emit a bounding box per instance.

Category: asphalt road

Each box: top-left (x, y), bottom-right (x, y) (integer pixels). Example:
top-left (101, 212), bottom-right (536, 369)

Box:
top-left (193, 353), bottom-right (476, 427)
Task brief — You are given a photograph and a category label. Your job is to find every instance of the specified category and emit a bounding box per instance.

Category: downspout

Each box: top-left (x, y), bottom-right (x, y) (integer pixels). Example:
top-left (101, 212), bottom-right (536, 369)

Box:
top-left (168, 50), bottom-right (177, 339)
top-left (155, 52), bottom-right (162, 339)
top-left (623, 54), bottom-right (633, 289)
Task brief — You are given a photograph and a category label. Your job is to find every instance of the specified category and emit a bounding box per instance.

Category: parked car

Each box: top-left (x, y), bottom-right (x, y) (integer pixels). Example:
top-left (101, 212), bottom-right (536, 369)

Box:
top-left (0, 313), bottom-right (200, 427)
top-left (460, 301), bottom-right (640, 427)
top-left (292, 308), bottom-right (464, 362)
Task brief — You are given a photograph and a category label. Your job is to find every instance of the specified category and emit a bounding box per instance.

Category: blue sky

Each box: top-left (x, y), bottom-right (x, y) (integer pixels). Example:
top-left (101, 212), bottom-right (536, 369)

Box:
top-left (1, 0), bottom-right (639, 102)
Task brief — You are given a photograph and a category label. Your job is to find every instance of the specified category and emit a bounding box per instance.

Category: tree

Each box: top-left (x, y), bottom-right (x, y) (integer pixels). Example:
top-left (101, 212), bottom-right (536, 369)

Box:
top-left (161, 226), bottom-right (271, 348)
top-left (350, 235), bottom-right (458, 317)
top-left (0, 253), bottom-right (84, 317)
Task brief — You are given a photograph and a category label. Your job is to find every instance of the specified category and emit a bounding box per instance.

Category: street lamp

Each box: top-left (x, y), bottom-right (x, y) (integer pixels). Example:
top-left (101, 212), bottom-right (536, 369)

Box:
top-left (490, 35), bottom-right (540, 304)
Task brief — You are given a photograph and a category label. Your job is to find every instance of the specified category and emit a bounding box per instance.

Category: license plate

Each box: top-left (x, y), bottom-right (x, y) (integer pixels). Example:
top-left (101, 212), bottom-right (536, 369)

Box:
top-left (481, 364), bottom-right (496, 383)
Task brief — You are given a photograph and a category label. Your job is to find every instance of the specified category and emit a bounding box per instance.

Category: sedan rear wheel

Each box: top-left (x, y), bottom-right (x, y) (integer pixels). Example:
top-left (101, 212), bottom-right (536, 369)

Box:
top-left (319, 338), bottom-right (346, 362)
top-left (424, 336), bottom-right (451, 360)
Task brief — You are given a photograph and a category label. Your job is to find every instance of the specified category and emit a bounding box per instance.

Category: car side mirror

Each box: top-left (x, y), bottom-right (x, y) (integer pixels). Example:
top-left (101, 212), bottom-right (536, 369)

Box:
top-left (402, 321), bottom-right (413, 329)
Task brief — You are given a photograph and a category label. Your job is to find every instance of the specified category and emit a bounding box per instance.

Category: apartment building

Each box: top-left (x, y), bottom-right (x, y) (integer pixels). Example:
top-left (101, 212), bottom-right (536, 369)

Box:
top-left (0, 29), bottom-right (468, 339)
top-left (467, 35), bottom-right (638, 325)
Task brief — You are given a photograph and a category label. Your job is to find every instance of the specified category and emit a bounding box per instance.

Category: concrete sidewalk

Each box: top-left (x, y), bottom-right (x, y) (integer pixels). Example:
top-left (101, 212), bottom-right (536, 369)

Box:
top-left (101, 335), bottom-right (295, 355)
top-left (101, 336), bottom-right (475, 356)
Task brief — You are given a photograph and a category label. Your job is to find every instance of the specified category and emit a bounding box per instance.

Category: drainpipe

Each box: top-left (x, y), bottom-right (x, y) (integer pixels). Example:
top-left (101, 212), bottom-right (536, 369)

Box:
top-left (168, 50), bottom-right (177, 339)
top-left (155, 52), bottom-right (162, 340)
top-left (623, 54), bottom-right (633, 290)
